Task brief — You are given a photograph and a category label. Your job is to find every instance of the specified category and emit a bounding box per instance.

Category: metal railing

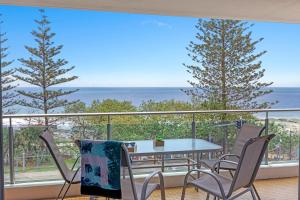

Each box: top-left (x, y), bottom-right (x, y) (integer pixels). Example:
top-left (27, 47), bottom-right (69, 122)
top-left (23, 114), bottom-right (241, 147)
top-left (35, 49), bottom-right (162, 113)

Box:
top-left (3, 108), bottom-right (300, 185)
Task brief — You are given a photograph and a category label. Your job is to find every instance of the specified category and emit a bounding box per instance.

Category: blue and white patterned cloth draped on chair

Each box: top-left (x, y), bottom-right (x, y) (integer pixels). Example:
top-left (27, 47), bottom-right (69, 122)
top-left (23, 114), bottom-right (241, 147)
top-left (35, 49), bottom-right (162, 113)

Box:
top-left (80, 140), bottom-right (123, 199)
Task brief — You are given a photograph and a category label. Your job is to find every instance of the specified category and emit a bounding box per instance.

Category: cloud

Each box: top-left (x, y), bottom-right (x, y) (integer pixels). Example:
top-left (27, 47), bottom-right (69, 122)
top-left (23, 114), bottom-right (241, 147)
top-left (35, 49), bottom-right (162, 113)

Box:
top-left (141, 20), bottom-right (172, 29)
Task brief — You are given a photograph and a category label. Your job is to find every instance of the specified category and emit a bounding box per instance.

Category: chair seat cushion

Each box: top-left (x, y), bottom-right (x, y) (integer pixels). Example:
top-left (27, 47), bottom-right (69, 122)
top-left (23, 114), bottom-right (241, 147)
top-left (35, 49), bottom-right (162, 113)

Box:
top-left (121, 179), bottom-right (159, 200)
top-left (190, 173), bottom-right (232, 198)
top-left (202, 159), bottom-right (237, 171)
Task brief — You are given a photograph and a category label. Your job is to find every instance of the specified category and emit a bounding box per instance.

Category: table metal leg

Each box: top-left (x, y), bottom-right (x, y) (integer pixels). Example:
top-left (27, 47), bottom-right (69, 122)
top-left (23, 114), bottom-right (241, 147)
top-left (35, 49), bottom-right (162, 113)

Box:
top-left (195, 152), bottom-right (200, 192)
top-left (187, 153), bottom-right (190, 171)
top-left (200, 152), bottom-right (203, 168)
top-left (192, 153), bottom-right (195, 169)
top-left (197, 153), bottom-right (200, 179)
top-left (161, 154), bottom-right (165, 172)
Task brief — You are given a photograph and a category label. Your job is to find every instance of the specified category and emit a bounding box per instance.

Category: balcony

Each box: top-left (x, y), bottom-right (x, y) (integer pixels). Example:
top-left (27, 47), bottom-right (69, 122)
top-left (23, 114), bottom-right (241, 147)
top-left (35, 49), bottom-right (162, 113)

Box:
top-left (2, 109), bottom-right (299, 199)
top-left (57, 177), bottom-right (297, 200)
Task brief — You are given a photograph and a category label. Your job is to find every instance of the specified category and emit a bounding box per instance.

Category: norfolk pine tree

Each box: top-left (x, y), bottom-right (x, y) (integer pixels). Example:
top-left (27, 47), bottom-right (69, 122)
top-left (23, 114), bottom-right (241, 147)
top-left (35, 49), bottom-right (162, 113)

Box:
top-left (0, 15), bottom-right (18, 167)
top-left (184, 19), bottom-right (275, 111)
top-left (0, 15), bottom-right (18, 114)
top-left (14, 9), bottom-right (79, 126)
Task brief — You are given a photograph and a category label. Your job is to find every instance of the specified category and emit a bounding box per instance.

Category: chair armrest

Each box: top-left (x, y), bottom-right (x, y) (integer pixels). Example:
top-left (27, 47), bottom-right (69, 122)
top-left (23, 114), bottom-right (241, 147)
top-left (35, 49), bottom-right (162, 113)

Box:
top-left (219, 154), bottom-right (240, 160)
top-left (213, 160), bottom-right (238, 173)
top-left (199, 155), bottom-right (239, 171)
top-left (184, 169), bottom-right (226, 198)
top-left (195, 160), bottom-right (223, 172)
top-left (72, 140), bottom-right (82, 170)
top-left (198, 160), bottom-right (215, 170)
top-left (74, 139), bottom-right (81, 148)
top-left (141, 171), bottom-right (164, 200)
top-left (71, 155), bottom-right (80, 171)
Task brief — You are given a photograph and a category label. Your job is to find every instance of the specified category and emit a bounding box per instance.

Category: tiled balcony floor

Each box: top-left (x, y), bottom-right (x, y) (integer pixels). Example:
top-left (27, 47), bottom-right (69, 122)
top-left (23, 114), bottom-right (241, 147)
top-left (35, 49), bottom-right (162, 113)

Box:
top-left (62, 177), bottom-right (298, 200)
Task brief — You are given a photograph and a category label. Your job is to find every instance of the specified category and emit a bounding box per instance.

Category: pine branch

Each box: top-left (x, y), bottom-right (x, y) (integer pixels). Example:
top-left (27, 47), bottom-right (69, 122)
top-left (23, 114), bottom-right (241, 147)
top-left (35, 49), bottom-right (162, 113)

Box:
top-left (17, 99), bottom-right (44, 111)
top-left (0, 15), bottom-right (18, 113)
top-left (47, 89), bottom-right (79, 100)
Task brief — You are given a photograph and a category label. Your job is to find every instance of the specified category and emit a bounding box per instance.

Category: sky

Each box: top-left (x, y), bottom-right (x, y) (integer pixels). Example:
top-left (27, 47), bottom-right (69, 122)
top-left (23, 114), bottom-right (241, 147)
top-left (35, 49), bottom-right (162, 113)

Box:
top-left (0, 5), bottom-right (300, 87)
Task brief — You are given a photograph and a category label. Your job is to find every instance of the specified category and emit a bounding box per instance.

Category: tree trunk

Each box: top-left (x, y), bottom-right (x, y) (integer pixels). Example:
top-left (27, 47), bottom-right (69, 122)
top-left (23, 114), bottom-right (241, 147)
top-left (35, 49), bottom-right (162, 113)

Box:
top-left (220, 21), bottom-right (227, 121)
top-left (42, 34), bottom-right (48, 127)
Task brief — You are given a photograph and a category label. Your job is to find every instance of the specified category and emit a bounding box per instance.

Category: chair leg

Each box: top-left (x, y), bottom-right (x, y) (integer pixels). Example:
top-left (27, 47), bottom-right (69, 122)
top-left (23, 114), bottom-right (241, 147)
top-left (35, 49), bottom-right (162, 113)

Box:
top-left (206, 193), bottom-right (210, 200)
top-left (56, 181), bottom-right (67, 200)
top-left (61, 168), bottom-right (80, 200)
top-left (61, 182), bottom-right (72, 200)
top-left (206, 193), bottom-right (217, 200)
top-left (250, 188), bottom-right (257, 200)
top-left (252, 184), bottom-right (261, 200)
top-left (160, 184), bottom-right (166, 200)
top-left (181, 182), bottom-right (188, 200)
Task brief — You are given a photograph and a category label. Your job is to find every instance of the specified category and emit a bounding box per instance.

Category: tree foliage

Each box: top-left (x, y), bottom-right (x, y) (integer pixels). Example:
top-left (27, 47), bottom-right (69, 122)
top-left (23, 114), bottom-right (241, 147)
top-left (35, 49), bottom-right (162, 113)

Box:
top-left (11, 99), bottom-right (297, 170)
top-left (15, 126), bottom-right (45, 156)
top-left (14, 9), bottom-right (78, 125)
top-left (184, 19), bottom-right (275, 110)
top-left (65, 99), bottom-right (139, 140)
top-left (0, 15), bottom-right (18, 114)
top-left (140, 99), bottom-right (193, 111)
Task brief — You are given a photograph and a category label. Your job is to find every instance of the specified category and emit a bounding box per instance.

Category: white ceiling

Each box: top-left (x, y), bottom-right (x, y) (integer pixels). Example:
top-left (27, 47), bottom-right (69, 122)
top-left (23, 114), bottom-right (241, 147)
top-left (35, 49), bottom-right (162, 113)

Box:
top-left (1, 0), bottom-right (300, 24)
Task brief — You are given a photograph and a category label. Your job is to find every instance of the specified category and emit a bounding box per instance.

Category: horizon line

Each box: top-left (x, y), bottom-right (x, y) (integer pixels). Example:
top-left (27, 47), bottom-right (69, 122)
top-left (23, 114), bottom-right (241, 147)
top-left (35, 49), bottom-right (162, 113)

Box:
top-left (15, 86), bottom-right (300, 88)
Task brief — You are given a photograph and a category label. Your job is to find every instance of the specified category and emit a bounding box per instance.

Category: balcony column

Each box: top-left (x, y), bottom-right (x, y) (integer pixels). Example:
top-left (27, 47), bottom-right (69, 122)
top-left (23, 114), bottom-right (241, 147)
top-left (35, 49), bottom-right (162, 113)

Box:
top-left (8, 118), bottom-right (15, 184)
top-left (264, 112), bottom-right (269, 165)
top-left (0, 30), bottom-right (4, 199)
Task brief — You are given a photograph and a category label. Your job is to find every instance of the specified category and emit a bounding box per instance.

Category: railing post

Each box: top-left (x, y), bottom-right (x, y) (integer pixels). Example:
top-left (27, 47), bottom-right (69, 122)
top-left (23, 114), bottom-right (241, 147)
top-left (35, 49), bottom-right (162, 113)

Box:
top-left (107, 115), bottom-right (112, 140)
top-left (22, 152), bottom-right (26, 172)
top-left (289, 129), bottom-right (292, 160)
top-left (192, 113), bottom-right (196, 139)
top-left (264, 112), bottom-right (269, 165)
top-left (8, 117), bottom-right (14, 184)
top-left (223, 123), bottom-right (229, 154)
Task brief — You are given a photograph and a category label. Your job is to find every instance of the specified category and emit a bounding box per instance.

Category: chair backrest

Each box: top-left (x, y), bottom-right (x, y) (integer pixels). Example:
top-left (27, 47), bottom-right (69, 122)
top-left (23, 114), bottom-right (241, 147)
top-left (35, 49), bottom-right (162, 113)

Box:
top-left (231, 124), bottom-right (265, 157)
top-left (78, 139), bottom-right (138, 200)
top-left (39, 130), bottom-right (72, 181)
top-left (121, 144), bottom-right (139, 200)
top-left (228, 134), bottom-right (275, 196)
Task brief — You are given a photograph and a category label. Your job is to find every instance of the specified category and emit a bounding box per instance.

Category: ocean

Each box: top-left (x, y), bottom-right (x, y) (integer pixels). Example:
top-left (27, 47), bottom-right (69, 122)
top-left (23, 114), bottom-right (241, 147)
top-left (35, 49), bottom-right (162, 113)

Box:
top-left (9, 87), bottom-right (300, 118)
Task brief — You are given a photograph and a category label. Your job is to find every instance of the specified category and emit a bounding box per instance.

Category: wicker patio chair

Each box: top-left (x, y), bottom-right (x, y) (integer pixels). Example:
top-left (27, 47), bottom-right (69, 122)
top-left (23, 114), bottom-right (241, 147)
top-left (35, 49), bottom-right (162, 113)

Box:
top-left (181, 134), bottom-right (275, 200)
top-left (40, 130), bottom-right (80, 200)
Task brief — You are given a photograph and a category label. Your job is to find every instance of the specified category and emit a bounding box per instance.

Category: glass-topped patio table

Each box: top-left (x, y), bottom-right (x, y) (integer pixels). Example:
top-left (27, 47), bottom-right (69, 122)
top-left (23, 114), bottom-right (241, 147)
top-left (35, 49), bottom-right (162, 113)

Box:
top-left (125, 138), bottom-right (223, 172)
